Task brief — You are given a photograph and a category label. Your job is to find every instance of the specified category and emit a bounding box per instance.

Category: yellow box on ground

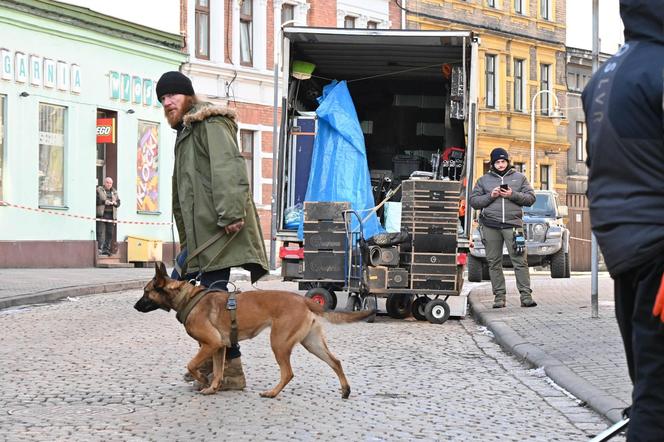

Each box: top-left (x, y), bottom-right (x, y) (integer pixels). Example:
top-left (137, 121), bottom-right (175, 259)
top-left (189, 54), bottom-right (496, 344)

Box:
top-left (127, 236), bottom-right (163, 262)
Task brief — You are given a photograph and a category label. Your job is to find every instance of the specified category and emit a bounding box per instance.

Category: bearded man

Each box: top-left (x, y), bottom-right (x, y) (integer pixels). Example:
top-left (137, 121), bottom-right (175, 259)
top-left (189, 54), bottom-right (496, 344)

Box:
top-left (156, 71), bottom-right (269, 390)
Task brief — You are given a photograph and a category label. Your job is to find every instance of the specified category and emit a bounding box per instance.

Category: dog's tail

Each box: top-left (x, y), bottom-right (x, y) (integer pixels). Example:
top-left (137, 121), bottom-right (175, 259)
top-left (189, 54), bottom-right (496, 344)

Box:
top-left (305, 298), bottom-right (376, 324)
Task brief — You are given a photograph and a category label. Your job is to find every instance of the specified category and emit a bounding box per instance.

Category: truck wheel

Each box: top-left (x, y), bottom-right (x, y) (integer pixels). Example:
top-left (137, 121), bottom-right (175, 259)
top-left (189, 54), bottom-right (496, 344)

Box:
top-left (386, 294), bottom-right (412, 319)
top-left (424, 299), bottom-right (451, 324)
top-left (305, 287), bottom-right (334, 310)
top-left (467, 255), bottom-right (483, 282)
top-left (550, 249), bottom-right (568, 279)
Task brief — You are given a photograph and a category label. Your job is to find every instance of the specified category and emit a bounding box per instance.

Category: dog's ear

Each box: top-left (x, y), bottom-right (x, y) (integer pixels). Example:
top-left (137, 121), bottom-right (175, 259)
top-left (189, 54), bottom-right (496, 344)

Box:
top-left (154, 261), bottom-right (168, 286)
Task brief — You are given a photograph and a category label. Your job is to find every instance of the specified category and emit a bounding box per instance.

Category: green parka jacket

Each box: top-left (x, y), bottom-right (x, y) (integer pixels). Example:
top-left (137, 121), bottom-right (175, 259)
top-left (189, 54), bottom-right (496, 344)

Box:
top-left (173, 102), bottom-right (268, 283)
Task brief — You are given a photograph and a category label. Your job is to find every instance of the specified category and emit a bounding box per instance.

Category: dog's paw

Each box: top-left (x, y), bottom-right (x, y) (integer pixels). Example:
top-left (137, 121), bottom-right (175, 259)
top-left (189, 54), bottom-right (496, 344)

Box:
top-left (259, 390), bottom-right (277, 398)
top-left (194, 381), bottom-right (209, 391)
top-left (199, 386), bottom-right (218, 395)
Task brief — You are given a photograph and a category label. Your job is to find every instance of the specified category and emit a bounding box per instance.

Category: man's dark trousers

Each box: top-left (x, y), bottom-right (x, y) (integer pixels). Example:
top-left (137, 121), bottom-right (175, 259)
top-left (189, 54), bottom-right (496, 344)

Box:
top-left (96, 212), bottom-right (114, 253)
top-left (614, 255), bottom-right (664, 441)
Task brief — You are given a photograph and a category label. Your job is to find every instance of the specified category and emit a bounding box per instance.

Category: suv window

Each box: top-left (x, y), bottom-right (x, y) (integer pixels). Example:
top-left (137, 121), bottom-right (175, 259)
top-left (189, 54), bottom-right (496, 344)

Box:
top-left (524, 193), bottom-right (554, 216)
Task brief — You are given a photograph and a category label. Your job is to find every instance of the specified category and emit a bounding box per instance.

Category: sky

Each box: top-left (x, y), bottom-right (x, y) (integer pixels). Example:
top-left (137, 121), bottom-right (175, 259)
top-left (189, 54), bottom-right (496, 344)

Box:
top-left (61, 0), bottom-right (625, 54)
top-left (566, 0), bottom-right (624, 54)
top-left (62, 0), bottom-right (180, 34)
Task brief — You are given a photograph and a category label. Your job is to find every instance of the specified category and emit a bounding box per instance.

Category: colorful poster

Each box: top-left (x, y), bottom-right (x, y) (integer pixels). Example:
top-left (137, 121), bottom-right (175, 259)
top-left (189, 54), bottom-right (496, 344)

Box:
top-left (136, 121), bottom-right (159, 212)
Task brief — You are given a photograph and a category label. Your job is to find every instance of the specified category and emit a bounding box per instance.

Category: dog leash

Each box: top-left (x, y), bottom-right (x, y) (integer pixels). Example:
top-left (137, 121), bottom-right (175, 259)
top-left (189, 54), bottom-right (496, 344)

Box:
top-left (186, 230), bottom-right (240, 285)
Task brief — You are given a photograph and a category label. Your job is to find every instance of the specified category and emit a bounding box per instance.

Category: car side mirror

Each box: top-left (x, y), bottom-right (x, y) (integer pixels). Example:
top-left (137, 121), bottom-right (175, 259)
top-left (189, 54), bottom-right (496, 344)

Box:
top-left (558, 205), bottom-right (568, 218)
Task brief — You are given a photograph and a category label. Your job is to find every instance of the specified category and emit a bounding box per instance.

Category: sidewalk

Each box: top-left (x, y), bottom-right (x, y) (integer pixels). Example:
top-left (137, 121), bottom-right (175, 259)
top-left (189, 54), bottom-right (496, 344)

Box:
top-left (1, 267), bottom-right (631, 425)
top-left (467, 273), bottom-right (631, 423)
top-left (0, 267), bottom-right (272, 311)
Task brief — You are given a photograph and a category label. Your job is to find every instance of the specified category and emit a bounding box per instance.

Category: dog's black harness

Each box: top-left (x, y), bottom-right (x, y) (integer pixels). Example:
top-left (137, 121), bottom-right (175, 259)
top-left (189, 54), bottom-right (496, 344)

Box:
top-left (176, 288), bottom-right (211, 325)
top-left (176, 289), bottom-right (240, 347)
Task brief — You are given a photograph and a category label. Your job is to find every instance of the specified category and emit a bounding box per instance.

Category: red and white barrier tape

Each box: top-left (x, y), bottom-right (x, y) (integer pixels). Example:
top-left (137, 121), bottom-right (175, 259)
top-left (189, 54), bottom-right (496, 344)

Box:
top-left (0, 200), bottom-right (173, 225)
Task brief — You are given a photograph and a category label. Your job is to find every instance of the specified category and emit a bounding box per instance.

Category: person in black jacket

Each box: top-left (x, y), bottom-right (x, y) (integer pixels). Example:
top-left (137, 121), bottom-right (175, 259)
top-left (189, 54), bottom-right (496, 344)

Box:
top-left (470, 148), bottom-right (536, 308)
top-left (582, 1), bottom-right (664, 438)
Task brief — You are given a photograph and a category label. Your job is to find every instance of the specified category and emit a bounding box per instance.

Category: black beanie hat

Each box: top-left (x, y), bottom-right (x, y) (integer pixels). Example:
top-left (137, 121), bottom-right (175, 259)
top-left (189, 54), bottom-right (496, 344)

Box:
top-left (490, 147), bottom-right (510, 165)
top-left (156, 71), bottom-right (195, 102)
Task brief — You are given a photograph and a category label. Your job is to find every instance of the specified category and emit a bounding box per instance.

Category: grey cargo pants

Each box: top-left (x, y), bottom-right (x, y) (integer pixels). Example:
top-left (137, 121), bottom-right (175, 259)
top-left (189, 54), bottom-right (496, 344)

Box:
top-left (481, 225), bottom-right (532, 301)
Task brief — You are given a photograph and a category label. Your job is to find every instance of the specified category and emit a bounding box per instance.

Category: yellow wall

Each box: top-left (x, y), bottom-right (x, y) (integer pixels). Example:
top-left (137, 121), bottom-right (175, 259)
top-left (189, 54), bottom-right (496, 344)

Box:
top-left (412, 4), bottom-right (569, 191)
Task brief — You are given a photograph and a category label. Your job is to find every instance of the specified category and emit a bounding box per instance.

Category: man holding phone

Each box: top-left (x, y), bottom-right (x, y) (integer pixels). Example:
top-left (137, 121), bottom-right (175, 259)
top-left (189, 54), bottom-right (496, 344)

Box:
top-left (470, 147), bottom-right (536, 308)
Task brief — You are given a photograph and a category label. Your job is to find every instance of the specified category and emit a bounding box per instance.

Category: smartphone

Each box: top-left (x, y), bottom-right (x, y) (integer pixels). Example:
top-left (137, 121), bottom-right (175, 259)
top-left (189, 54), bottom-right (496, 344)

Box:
top-left (500, 184), bottom-right (509, 190)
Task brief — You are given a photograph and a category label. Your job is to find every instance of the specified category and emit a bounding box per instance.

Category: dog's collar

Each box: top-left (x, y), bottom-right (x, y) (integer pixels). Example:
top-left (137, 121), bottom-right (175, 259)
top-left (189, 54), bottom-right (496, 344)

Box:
top-left (174, 287), bottom-right (209, 325)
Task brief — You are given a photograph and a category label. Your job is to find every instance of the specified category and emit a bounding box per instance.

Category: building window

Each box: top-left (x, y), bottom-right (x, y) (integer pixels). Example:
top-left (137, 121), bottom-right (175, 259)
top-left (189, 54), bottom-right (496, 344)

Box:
top-left (344, 16), bottom-right (356, 28)
top-left (0, 95), bottom-right (4, 200)
top-left (487, 0), bottom-right (496, 7)
top-left (576, 122), bottom-right (585, 162)
top-left (136, 121), bottom-right (160, 212)
top-left (514, 0), bottom-right (524, 14)
top-left (240, 130), bottom-right (254, 191)
top-left (540, 63), bottom-right (550, 115)
top-left (485, 54), bottom-right (496, 109)
top-left (367, 20), bottom-right (378, 29)
top-left (281, 3), bottom-right (294, 25)
top-left (540, 164), bottom-right (550, 190)
top-left (39, 103), bottom-right (66, 207)
top-left (514, 162), bottom-right (526, 174)
top-left (540, 0), bottom-right (550, 20)
top-left (240, 0), bottom-right (253, 66)
top-left (195, 0), bottom-right (210, 59)
top-left (514, 59), bottom-right (524, 112)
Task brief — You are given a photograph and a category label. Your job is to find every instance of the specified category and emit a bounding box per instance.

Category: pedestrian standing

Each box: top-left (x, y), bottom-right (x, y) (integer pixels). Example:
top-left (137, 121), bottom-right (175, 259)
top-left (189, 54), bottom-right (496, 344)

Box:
top-left (469, 148), bottom-right (536, 308)
top-left (582, 1), bottom-right (664, 438)
top-left (96, 177), bottom-right (120, 256)
top-left (156, 71), bottom-right (269, 390)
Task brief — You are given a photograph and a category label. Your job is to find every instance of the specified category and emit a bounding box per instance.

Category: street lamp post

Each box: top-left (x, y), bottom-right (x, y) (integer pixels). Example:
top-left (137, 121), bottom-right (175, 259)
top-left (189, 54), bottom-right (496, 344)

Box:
top-left (530, 89), bottom-right (564, 184)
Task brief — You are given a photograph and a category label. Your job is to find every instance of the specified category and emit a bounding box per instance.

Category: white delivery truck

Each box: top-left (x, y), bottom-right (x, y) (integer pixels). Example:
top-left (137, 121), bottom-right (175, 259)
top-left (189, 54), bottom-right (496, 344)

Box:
top-left (270, 27), bottom-right (480, 321)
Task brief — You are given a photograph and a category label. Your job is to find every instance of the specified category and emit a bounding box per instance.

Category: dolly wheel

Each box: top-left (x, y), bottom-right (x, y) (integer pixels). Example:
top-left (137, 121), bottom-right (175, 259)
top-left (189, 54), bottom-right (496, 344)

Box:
top-left (424, 299), bottom-right (450, 324)
top-left (305, 287), bottom-right (334, 311)
top-left (411, 296), bottom-right (430, 321)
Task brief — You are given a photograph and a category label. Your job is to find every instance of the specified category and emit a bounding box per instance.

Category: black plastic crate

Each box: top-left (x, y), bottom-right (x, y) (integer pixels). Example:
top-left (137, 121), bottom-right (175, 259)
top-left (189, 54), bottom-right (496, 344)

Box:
top-left (303, 250), bottom-right (345, 280)
top-left (401, 252), bottom-right (456, 266)
top-left (304, 202), bottom-right (350, 222)
top-left (393, 155), bottom-right (426, 179)
top-left (304, 231), bottom-right (346, 251)
top-left (410, 274), bottom-right (456, 291)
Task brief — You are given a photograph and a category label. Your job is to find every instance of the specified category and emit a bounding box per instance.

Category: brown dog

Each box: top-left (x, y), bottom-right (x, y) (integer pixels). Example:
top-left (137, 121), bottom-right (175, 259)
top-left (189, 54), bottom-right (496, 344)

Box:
top-left (134, 262), bottom-right (374, 398)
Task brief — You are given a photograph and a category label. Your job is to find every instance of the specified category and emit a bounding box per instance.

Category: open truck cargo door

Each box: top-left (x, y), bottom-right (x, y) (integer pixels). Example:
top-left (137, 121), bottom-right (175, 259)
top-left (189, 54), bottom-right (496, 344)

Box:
top-left (271, 27), bottom-right (479, 255)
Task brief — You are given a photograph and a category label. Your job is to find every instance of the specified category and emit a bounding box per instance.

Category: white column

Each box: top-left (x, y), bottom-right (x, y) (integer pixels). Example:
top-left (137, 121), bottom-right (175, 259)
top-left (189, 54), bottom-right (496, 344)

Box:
top-left (231, 0), bottom-right (241, 65)
top-left (255, 0), bottom-right (268, 71)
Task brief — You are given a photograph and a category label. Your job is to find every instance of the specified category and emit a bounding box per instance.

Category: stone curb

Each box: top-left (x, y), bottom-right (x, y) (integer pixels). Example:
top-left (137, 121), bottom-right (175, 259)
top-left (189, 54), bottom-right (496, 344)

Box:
top-left (468, 289), bottom-right (627, 424)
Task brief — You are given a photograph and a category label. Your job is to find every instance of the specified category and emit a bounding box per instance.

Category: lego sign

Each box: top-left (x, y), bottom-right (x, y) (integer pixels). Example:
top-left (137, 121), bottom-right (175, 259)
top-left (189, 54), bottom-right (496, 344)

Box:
top-left (96, 118), bottom-right (116, 144)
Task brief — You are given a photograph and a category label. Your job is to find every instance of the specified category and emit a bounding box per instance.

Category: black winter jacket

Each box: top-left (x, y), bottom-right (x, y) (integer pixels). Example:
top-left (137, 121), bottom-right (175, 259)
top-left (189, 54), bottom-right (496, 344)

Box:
top-left (582, 0), bottom-right (664, 277)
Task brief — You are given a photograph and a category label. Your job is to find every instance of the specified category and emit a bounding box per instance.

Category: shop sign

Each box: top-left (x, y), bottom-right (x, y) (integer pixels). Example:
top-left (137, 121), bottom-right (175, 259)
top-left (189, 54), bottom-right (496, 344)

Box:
top-left (96, 118), bottom-right (116, 144)
top-left (0, 48), bottom-right (80, 94)
top-left (109, 71), bottom-right (159, 108)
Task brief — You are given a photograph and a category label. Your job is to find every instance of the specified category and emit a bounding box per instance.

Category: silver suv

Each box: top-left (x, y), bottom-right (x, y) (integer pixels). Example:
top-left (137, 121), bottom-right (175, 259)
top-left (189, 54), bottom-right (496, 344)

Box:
top-left (467, 190), bottom-right (571, 281)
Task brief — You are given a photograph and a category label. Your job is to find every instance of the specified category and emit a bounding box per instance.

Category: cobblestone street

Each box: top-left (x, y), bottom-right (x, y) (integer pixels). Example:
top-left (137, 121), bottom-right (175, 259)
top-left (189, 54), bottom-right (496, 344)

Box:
top-left (0, 281), bottom-right (618, 441)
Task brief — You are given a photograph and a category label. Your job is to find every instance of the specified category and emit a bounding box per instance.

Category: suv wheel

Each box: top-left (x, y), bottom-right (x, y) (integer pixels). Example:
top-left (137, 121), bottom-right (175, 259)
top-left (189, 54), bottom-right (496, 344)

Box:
top-left (468, 255), bottom-right (483, 282)
top-left (550, 249), bottom-right (569, 279)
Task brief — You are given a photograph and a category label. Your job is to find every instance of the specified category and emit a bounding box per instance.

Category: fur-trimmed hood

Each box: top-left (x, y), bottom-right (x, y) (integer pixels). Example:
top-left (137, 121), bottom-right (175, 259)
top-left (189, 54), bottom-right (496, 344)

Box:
top-left (183, 102), bottom-right (237, 127)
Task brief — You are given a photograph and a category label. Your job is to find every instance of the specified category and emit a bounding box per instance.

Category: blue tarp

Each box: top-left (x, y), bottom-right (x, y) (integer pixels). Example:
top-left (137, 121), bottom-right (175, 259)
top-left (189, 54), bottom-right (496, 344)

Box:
top-left (298, 80), bottom-right (384, 240)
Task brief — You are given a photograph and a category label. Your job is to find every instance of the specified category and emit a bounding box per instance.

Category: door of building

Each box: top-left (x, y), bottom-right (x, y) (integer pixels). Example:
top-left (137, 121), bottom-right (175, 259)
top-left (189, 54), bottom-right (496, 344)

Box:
top-left (96, 109), bottom-right (118, 253)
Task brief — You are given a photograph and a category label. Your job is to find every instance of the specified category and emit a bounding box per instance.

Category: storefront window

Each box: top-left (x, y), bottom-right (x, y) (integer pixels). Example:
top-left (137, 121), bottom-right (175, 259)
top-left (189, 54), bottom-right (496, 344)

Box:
top-left (38, 103), bottom-right (66, 207)
top-left (136, 121), bottom-right (160, 212)
top-left (0, 95), bottom-right (5, 200)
